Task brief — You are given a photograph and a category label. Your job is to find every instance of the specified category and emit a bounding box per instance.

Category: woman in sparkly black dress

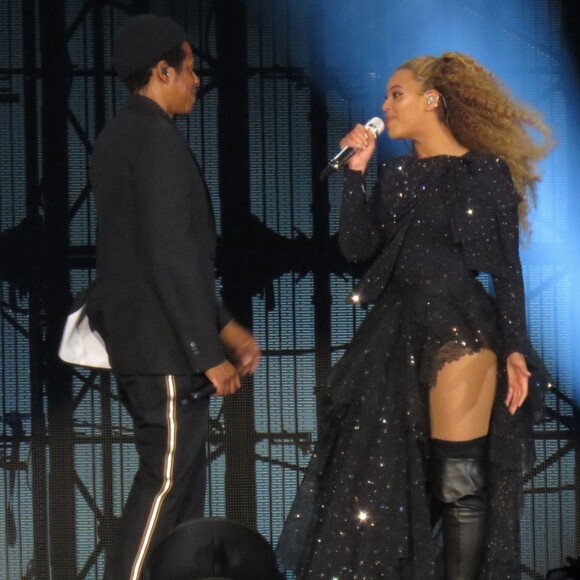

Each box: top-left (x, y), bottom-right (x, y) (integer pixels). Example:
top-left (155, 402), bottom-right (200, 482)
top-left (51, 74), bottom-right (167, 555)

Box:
top-left (277, 53), bottom-right (553, 579)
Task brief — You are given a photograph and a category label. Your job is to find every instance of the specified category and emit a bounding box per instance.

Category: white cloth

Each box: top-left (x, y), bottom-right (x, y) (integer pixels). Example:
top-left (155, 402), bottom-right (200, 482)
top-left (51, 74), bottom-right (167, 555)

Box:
top-left (58, 303), bottom-right (111, 369)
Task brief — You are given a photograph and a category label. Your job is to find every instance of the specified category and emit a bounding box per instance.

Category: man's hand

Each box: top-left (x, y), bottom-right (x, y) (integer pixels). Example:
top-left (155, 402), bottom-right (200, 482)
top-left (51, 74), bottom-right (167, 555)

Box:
top-left (204, 360), bottom-right (241, 397)
top-left (220, 320), bottom-right (261, 376)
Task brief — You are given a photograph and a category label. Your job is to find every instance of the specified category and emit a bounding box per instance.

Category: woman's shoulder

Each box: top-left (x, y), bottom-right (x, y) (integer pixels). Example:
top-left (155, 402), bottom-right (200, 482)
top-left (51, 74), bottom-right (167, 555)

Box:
top-left (463, 150), bottom-right (511, 175)
top-left (461, 151), bottom-right (519, 208)
top-left (376, 151), bottom-right (514, 197)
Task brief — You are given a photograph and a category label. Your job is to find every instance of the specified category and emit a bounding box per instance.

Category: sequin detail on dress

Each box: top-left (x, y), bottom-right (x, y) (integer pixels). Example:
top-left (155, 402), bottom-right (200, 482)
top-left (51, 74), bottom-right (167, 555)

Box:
top-left (276, 152), bottom-right (549, 579)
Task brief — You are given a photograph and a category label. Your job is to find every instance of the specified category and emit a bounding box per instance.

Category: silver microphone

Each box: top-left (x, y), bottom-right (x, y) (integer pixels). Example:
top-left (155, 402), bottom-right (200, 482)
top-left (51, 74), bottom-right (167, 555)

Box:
top-left (319, 117), bottom-right (385, 180)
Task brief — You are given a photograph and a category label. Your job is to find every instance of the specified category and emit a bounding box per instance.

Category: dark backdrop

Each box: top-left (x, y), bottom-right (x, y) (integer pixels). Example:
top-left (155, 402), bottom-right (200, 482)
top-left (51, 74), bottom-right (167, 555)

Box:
top-left (0, 1), bottom-right (578, 578)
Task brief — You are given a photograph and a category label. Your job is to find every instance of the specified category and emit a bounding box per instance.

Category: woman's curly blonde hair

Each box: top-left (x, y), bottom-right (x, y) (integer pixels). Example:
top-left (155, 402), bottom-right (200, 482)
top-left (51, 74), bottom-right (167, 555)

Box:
top-left (399, 52), bottom-right (554, 233)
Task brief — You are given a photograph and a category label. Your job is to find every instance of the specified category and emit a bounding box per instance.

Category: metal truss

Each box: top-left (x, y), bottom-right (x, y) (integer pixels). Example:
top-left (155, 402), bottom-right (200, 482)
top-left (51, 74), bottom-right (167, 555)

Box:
top-left (0, 0), bottom-right (577, 578)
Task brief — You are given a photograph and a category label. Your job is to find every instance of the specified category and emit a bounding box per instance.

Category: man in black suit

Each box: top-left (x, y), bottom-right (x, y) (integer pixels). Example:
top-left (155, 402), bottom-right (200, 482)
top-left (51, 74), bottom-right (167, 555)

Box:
top-left (86, 15), bottom-right (260, 580)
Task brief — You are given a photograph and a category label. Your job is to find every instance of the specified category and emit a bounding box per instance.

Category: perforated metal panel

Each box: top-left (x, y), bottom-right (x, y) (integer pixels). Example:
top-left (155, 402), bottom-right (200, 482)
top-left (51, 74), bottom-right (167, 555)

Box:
top-left (0, 1), bottom-right (577, 578)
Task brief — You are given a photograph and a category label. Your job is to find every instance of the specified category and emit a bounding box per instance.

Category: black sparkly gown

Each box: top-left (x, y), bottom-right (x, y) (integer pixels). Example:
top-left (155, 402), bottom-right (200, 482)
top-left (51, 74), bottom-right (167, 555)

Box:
top-left (276, 152), bottom-right (550, 579)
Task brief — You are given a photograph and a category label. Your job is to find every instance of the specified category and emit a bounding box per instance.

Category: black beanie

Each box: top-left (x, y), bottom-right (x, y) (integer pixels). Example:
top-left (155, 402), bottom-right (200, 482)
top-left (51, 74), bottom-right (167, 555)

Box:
top-left (113, 15), bottom-right (187, 82)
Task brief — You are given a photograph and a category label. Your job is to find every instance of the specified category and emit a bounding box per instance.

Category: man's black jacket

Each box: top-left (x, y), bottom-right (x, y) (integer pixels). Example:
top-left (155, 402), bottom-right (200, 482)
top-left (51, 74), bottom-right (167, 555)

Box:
top-left (86, 95), bottom-right (230, 375)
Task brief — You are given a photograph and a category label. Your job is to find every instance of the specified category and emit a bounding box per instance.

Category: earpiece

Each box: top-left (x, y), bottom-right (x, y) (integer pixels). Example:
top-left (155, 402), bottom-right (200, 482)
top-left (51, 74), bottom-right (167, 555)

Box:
top-left (426, 93), bottom-right (439, 108)
top-left (161, 66), bottom-right (169, 76)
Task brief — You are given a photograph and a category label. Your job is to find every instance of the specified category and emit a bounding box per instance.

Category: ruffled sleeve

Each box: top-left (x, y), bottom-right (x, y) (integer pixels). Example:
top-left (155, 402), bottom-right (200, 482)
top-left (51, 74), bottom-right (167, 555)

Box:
top-left (451, 155), bottom-right (529, 358)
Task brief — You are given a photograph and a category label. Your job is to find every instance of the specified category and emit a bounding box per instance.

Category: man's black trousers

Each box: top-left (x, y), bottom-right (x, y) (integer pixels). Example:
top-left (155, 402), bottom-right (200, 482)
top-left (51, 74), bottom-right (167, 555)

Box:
top-left (104, 374), bottom-right (211, 580)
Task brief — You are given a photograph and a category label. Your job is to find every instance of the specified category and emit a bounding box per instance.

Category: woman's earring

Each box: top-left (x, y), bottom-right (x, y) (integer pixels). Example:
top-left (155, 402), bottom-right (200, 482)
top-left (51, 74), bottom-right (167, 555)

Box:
top-left (426, 94), bottom-right (439, 108)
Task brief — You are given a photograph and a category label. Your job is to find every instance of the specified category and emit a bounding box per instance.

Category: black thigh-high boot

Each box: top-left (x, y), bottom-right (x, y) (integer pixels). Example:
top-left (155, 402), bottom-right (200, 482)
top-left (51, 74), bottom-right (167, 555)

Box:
top-left (430, 437), bottom-right (488, 580)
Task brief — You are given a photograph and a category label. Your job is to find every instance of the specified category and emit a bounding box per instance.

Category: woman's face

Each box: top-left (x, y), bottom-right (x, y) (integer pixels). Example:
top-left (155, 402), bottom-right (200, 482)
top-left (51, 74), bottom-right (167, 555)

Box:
top-left (382, 68), bottom-right (429, 140)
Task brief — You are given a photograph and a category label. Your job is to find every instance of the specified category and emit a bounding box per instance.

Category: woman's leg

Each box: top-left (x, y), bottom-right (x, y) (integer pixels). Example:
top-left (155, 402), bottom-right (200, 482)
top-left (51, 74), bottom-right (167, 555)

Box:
top-left (430, 349), bottom-right (497, 442)
top-left (429, 349), bottom-right (497, 580)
